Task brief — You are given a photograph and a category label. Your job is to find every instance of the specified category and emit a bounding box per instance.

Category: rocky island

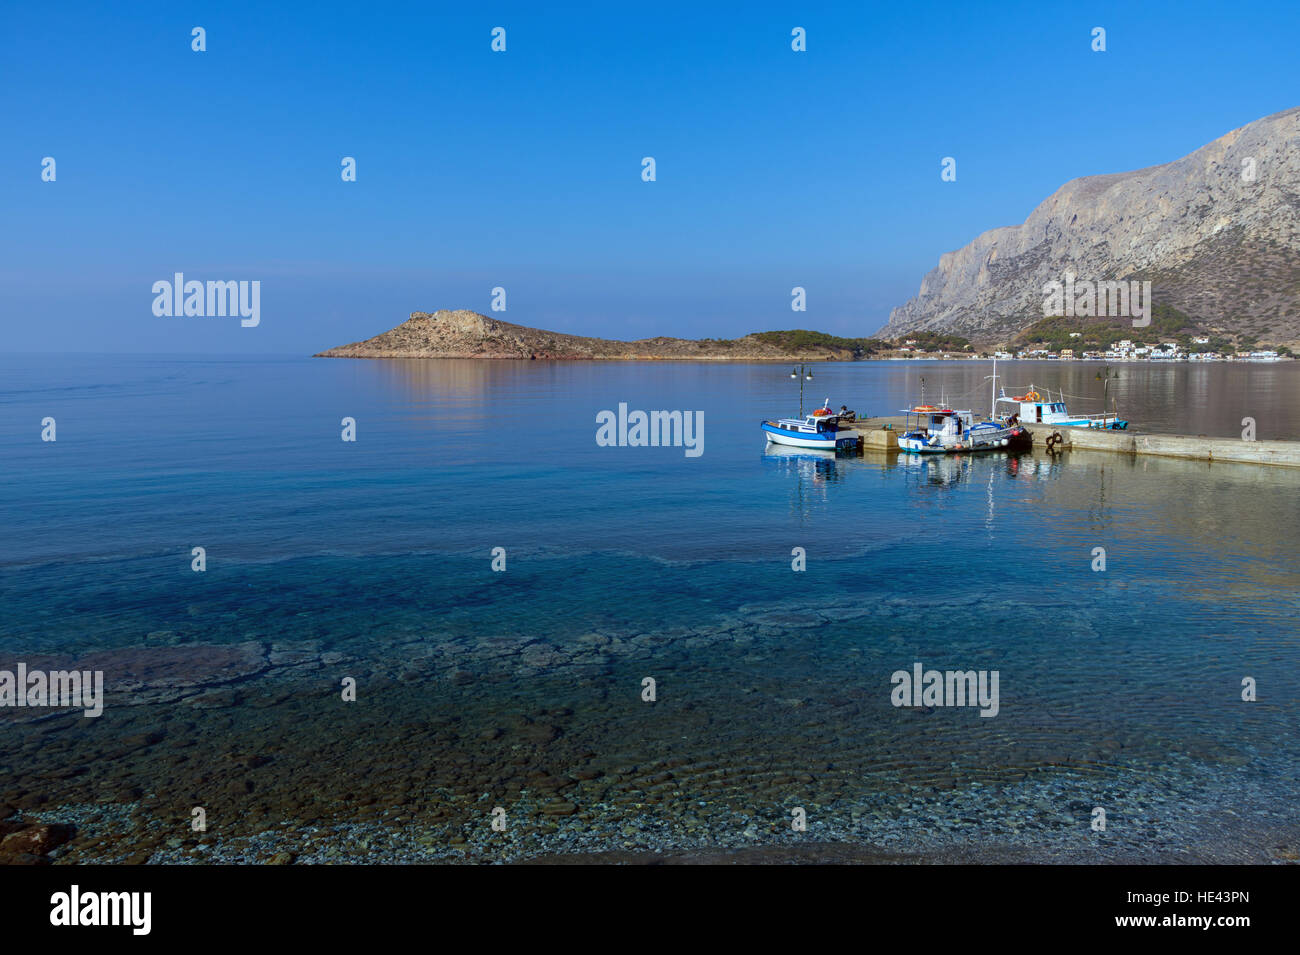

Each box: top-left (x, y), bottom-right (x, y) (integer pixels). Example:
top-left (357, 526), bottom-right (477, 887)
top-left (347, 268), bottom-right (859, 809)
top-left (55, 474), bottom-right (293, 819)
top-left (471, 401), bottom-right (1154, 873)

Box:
top-left (314, 310), bottom-right (922, 361)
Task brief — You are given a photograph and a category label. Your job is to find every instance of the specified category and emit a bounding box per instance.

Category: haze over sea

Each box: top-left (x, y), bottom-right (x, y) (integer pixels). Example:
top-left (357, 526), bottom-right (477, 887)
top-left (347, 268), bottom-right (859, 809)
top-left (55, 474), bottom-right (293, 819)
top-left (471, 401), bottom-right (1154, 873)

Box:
top-left (1, 354), bottom-right (1297, 862)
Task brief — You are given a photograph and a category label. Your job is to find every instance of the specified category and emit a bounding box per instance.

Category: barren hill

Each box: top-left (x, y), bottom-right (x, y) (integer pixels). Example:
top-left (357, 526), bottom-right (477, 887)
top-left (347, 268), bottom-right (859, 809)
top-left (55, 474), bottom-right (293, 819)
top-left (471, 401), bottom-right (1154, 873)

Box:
top-left (315, 310), bottom-right (891, 361)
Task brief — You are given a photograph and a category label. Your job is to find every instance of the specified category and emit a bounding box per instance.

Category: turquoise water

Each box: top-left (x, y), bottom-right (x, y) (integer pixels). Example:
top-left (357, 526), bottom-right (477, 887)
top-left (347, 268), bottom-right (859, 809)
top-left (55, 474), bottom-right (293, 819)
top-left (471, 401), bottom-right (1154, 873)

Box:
top-left (1, 355), bottom-right (1298, 862)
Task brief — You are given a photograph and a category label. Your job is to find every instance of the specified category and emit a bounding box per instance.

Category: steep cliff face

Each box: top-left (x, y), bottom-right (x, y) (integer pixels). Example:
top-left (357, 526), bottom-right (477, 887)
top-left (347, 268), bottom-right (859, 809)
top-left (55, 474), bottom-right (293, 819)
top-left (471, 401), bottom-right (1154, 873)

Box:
top-left (884, 107), bottom-right (1300, 342)
top-left (315, 310), bottom-right (867, 360)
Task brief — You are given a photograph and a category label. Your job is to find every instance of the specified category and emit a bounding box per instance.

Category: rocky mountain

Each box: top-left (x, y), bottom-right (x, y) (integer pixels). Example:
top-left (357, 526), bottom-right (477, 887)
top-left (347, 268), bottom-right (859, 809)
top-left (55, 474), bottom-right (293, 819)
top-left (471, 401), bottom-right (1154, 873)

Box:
top-left (316, 310), bottom-right (882, 360)
top-left (884, 107), bottom-right (1300, 344)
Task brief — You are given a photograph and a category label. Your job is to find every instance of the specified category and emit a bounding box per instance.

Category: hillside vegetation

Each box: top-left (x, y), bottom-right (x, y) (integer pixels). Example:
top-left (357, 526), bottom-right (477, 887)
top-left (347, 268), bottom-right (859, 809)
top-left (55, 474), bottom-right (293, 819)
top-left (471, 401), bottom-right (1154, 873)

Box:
top-left (1014, 304), bottom-right (1236, 352)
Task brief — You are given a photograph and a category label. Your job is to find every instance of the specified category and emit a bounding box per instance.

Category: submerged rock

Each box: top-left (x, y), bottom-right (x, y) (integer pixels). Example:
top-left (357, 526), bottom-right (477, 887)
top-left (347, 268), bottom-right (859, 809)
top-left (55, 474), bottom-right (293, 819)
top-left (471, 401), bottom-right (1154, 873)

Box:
top-left (88, 641), bottom-right (268, 696)
top-left (0, 822), bottom-right (74, 858)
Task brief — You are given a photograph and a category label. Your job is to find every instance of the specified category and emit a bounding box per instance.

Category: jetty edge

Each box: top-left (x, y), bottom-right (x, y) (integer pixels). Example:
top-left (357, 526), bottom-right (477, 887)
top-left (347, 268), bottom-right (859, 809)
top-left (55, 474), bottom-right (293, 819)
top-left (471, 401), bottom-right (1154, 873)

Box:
top-left (1024, 424), bottom-right (1300, 468)
top-left (844, 415), bottom-right (1300, 468)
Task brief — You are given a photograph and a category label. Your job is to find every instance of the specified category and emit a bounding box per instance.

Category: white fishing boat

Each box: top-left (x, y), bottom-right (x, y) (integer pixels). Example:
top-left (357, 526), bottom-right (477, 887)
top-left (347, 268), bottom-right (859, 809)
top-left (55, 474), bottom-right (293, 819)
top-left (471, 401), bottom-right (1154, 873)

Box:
top-left (896, 357), bottom-right (1031, 453)
top-left (995, 387), bottom-right (1128, 430)
top-left (761, 369), bottom-right (861, 451)
top-left (897, 406), bottom-right (1028, 453)
top-left (761, 406), bottom-right (859, 451)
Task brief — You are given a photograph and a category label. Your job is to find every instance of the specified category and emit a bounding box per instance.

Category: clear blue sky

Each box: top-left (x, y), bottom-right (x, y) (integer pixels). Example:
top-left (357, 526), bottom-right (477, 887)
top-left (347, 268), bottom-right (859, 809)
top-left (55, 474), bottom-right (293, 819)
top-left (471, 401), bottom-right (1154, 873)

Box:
top-left (3, 0), bottom-right (1298, 352)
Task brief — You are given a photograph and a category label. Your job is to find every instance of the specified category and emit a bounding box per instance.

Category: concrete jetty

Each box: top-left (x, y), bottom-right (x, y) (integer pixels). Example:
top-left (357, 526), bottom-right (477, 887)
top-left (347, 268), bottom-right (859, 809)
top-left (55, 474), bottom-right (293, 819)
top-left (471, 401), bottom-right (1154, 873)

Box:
top-left (849, 418), bottom-right (901, 452)
top-left (844, 416), bottom-right (1300, 468)
top-left (1023, 423), bottom-right (1300, 468)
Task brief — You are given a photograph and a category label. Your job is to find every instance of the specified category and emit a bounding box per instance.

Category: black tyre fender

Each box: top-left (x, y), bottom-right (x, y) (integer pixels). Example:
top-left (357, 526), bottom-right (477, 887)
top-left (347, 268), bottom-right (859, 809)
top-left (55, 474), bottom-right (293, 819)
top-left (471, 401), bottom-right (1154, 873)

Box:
top-left (1045, 432), bottom-right (1064, 453)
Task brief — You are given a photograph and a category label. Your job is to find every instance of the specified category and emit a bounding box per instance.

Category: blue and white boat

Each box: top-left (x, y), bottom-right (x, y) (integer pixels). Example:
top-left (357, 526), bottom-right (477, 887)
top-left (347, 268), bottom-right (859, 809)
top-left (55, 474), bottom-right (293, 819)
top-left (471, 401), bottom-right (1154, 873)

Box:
top-left (761, 403), bottom-right (859, 451)
top-left (897, 406), bottom-right (1028, 454)
top-left (995, 388), bottom-right (1128, 430)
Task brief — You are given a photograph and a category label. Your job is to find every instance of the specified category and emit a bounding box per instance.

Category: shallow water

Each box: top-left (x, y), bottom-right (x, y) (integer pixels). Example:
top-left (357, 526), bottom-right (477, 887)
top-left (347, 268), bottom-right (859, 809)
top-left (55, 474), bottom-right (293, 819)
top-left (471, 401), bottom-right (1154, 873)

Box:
top-left (1, 356), bottom-right (1297, 862)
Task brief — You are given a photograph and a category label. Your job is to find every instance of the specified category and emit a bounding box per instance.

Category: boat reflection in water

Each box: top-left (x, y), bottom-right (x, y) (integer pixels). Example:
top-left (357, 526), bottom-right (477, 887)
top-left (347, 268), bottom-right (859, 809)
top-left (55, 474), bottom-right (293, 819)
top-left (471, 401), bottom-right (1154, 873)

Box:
top-left (765, 443), bottom-right (1071, 509)
top-left (895, 449), bottom-right (1059, 488)
top-left (761, 443), bottom-right (848, 480)
top-left (761, 442), bottom-right (850, 511)
top-left (1002, 453), bottom-right (1065, 481)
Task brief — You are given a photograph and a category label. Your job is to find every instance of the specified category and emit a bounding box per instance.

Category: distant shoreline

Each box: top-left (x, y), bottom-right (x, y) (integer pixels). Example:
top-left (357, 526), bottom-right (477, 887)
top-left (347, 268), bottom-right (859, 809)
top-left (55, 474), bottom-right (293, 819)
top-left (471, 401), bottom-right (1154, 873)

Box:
top-left (314, 309), bottom-right (964, 362)
top-left (315, 310), bottom-right (1292, 363)
top-left (316, 353), bottom-right (1293, 364)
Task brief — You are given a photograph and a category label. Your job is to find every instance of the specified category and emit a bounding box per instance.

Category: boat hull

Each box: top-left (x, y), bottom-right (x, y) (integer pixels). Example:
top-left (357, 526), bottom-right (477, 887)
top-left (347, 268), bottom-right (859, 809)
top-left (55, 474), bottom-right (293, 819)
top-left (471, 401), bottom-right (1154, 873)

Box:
top-left (761, 422), bottom-right (856, 450)
top-left (898, 425), bottom-right (1030, 454)
top-left (1057, 419), bottom-right (1128, 430)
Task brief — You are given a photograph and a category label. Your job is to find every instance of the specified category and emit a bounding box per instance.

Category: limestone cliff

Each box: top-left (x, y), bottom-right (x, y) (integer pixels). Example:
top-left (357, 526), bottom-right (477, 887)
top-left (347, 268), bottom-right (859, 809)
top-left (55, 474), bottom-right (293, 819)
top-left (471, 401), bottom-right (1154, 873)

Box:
top-left (884, 107), bottom-right (1300, 342)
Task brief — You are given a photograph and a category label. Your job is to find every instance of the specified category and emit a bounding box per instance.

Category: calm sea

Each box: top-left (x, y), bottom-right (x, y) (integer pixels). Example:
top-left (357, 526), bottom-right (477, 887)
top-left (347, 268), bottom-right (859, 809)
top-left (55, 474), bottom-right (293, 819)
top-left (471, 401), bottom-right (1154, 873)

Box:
top-left (2, 355), bottom-right (1298, 862)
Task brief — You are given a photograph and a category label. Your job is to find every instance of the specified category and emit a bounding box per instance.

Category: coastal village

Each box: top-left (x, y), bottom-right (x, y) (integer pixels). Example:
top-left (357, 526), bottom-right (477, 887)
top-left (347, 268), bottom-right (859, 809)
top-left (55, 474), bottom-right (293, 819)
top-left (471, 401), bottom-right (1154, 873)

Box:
top-left (898, 338), bottom-right (1289, 362)
top-left (890, 308), bottom-right (1294, 362)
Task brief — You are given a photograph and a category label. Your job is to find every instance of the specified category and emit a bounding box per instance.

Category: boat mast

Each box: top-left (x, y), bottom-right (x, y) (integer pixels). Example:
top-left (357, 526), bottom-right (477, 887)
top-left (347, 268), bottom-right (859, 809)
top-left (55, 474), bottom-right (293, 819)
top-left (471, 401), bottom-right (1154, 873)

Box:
top-left (983, 356), bottom-right (999, 418)
top-left (990, 355), bottom-right (997, 417)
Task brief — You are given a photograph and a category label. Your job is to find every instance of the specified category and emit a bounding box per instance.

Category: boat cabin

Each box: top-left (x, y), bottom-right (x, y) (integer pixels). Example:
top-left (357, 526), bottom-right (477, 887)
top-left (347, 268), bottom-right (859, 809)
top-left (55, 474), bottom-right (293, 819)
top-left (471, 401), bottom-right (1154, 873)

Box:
top-left (996, 393), bottom-right (1068, 423)
top-left (770, 413), bottom-right (843, 434)
top-left (901, 407), bottom-right (973, 437)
